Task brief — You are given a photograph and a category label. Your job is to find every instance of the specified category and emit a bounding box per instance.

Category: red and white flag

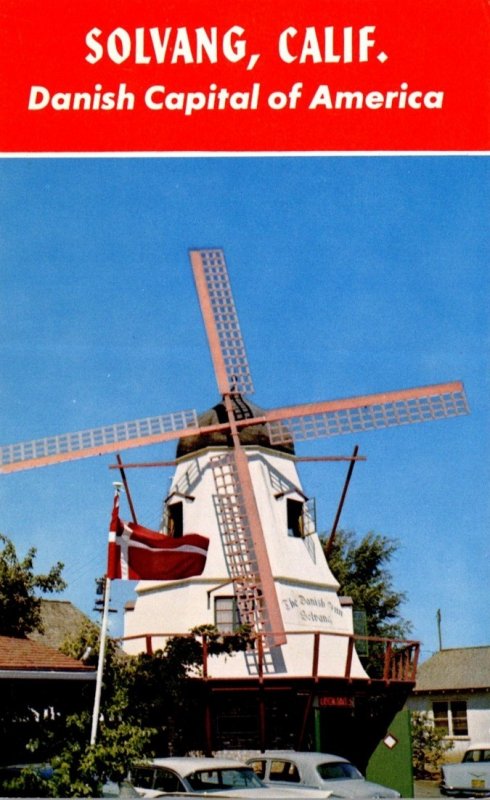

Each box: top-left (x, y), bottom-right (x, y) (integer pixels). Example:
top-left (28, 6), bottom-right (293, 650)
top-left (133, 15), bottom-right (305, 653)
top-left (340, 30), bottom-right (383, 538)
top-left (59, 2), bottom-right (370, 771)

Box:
top-left (107, 492), bottom-right (209, 581)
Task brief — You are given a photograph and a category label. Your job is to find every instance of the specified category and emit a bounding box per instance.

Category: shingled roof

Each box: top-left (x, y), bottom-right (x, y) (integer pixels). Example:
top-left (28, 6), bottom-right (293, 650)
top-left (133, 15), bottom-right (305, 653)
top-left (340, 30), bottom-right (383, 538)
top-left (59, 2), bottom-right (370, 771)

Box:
top-left (176, 396), bottom-right (295, 458)
top-left (414, 646), bottom-right (490, 693)
top-left (28, 599), bottom-right (91, 650)
top-left (0, 635), bottom-right (94, 675)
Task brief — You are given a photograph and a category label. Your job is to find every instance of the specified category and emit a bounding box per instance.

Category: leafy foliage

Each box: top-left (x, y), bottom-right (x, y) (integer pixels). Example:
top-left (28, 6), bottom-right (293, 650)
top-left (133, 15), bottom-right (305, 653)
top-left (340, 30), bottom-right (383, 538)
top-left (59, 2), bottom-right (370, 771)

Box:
top-left (324, 529), bottom-right (411, 640)
top-left (0, 533), bottom-right (66, 637)
top-left (323, 529), bottom-right (412, 675)
top-left (190, 623), bottom-right (253, 658)
top-left (60, 619), bottom-right (129, 711)
top-left (125, 623), bottom-right (253, 755)
top-left (11, 618), bottom-right (154, 798)
top-left (12, 621), bottom-right (253, 796)
top-left (411, 711), bottom-right (454, 778)
top-left (46, 711), bottom-right (154, 797)
top-left (0, 537), bottom-right (253, 795)
top-left (8, 707), bottom-right (154, 798)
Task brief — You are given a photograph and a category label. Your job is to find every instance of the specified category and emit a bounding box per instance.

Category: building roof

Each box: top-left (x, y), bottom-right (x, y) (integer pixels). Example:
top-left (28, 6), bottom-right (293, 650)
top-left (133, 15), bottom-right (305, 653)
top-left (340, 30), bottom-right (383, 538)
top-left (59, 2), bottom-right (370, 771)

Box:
top-left (414, 646), bottom-right (490, 693)
top-left (0, 634), bottom-right (94, 675)
top-left (176, 396), bottom-right (295, 458)
top-left (28, 599), bottom-right (90, 650)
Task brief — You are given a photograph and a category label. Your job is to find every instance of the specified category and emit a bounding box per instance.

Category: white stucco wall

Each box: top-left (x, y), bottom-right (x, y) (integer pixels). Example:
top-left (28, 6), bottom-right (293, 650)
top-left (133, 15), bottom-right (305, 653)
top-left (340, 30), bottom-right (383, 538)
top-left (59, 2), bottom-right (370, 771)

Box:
top-left (407, 694), bottom-right (490, 760)
top-left (123, 444), bottom-right (368, 680)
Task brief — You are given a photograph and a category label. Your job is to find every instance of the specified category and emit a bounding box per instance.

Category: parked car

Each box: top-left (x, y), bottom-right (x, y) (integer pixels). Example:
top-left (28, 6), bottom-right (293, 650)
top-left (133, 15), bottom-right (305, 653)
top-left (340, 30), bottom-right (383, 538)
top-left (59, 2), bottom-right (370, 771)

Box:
top-left (245, 751), bottom-right (400, 799)
top-left (102, 778), bottom-right (141, 797)
top-left (440, 743), bottom-right (490, 797)
top-left (130, 756), bottom-right (325, 798)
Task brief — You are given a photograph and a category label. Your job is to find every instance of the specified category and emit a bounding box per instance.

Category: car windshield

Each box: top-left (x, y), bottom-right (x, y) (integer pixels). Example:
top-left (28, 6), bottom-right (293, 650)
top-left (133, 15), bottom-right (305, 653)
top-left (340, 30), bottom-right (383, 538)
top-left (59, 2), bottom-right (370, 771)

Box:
top-left (317, 762), bottom-right (364, 781)
top-left (187, 767), bottom-right (264, 791)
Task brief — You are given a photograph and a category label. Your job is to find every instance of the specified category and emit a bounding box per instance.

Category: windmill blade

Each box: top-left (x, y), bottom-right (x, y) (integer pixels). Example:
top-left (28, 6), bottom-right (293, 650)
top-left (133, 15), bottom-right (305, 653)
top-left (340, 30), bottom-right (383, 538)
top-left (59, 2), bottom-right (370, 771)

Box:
top-left (0, 409), bottom-right (199, 473)
top-left (262, 381), bottom-right (469, 446)
top-left (6, 380), bottom-right (467, 473)
top-left (189, 248), bottom-right (254, 396)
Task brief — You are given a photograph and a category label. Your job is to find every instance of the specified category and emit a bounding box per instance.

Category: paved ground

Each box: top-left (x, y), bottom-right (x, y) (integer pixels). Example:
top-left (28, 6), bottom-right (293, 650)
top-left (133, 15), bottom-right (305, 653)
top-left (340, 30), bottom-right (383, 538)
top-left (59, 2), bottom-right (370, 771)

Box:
top-left (414, 779), bottom-right (442, 797)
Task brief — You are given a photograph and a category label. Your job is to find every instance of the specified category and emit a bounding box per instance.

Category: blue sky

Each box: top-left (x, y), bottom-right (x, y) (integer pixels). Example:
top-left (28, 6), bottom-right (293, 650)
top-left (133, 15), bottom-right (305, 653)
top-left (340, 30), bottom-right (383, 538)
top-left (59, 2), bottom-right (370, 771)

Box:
top-left (0, 155), bottom-right (488, 660)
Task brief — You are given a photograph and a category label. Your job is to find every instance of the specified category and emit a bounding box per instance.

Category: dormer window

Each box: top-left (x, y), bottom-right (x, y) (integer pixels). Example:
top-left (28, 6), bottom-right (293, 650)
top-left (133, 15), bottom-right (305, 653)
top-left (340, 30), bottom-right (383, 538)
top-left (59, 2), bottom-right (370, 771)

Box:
top-left (166, 501), bottom-right (183, 538)
top-left (287, 499), bottom-right (304, 538)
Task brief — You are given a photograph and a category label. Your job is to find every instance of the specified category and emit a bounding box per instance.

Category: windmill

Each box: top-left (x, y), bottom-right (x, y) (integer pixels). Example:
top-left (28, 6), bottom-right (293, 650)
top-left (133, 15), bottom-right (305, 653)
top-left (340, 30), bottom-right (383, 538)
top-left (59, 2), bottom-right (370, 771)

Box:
top-left (1, 248), bottom-right (469, 656)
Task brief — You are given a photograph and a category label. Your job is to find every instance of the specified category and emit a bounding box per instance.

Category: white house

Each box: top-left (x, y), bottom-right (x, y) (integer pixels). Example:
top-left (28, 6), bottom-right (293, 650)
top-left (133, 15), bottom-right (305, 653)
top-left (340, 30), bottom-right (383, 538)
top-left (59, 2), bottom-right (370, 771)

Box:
top-left (407, 646), bottom-right (490, 759)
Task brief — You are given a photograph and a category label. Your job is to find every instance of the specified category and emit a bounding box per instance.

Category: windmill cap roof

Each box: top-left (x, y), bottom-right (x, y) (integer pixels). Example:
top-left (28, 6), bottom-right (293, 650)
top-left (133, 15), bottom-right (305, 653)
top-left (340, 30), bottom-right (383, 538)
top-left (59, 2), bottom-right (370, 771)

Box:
top-left (176, 396), bottom-right (295, 457)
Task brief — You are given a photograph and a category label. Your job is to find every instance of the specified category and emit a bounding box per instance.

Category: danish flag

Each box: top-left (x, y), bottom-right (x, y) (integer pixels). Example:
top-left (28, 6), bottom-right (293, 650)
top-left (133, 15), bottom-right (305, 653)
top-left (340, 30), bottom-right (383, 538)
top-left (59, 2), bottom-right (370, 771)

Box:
top-left (107, 492), bottom-right (209, 581)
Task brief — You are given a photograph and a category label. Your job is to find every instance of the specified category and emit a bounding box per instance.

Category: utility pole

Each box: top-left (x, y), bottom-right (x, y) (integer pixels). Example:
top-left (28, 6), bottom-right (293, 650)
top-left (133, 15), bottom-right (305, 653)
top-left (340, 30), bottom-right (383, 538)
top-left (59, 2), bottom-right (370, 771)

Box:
top-left (436, 608), bottom-right (443, 651)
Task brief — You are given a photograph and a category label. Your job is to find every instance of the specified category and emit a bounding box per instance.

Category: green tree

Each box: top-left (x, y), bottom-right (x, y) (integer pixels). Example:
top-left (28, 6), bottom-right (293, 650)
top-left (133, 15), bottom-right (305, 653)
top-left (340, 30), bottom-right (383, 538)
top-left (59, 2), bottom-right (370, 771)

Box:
top-left (323, 529), bottom-right (411, 676)
top-left (124, 623), bottom-right (253, 755)
top-left (411, 711), bottom-right (454, 779)
top-left (324, 529), bottom-right (411, 640)
top-left (14, 621), bottom-right (253, 796)
top-left (0, 533), bottom-right (66, 637)
top-left (0, 536), bottom-right (66, 780)
top-left (11, 619), bottom-right (154, 798)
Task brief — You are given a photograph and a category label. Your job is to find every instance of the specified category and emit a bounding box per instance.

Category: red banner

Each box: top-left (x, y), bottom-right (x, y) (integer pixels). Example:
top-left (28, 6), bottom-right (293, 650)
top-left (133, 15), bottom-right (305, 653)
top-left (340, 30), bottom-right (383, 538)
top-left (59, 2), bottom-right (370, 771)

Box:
top-left (1, 0), bottom-right (489, 152)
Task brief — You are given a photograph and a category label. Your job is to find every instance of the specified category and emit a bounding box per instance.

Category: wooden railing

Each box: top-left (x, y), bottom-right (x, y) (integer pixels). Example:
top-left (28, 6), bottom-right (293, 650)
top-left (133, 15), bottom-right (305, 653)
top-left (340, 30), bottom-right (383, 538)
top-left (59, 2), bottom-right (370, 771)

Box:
top-left (121, 629), bottom-right (420, 683)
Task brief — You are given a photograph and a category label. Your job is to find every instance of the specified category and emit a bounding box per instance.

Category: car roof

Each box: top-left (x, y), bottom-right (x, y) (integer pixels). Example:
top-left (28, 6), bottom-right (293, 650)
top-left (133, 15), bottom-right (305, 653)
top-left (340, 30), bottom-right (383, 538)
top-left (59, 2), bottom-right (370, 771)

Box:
top-left (149, 757), bottom-right (249, 776)
top-left (466, 743), bottom-right (490, 750)
top-left (250, 751), bottom-right (349, 765)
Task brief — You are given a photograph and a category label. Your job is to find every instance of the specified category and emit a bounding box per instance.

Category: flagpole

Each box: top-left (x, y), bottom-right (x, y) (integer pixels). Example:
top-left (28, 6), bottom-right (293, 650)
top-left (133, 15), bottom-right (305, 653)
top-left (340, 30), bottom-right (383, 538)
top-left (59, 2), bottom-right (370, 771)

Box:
top-left (90, 574), bottom-right (112, 745)
top-left (90, 482), bottom-right (122, 746)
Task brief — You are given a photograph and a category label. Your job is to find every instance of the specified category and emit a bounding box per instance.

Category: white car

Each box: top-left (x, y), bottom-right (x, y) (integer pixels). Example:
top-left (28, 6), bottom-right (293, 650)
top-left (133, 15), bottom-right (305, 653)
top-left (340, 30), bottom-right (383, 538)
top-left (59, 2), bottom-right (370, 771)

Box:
top-left (245, 751), bottom-right (400, 799)
top-left (130, 756), bottom-right (327, 798)
top-left (440, 743), bottom-right (490, 797)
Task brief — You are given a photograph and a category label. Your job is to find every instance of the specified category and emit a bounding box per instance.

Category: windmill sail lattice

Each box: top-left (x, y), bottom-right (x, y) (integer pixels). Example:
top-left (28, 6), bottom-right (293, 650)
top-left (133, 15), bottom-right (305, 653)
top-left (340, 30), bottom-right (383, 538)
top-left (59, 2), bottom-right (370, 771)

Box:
top-left (265, 383), bottom-right (469, 445)
top-left (189, 249), bottom-right (254, 396)
top-left (0, 410), bottom-right (199, 473)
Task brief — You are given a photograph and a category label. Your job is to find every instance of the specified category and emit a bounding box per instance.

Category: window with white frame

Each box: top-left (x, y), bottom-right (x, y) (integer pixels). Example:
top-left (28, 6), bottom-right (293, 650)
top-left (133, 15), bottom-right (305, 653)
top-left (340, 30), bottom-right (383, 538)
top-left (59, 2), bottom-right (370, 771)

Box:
top-left (214, 596), bottom-right (241, 632)
top-left (432, 700), bottom-right (468, 737)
